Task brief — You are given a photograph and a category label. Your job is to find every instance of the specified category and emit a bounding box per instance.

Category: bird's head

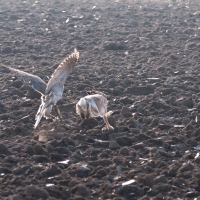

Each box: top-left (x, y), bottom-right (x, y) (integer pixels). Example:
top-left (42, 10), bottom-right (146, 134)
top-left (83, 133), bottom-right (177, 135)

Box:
top-left (41, 93), bottom-right (53, 108)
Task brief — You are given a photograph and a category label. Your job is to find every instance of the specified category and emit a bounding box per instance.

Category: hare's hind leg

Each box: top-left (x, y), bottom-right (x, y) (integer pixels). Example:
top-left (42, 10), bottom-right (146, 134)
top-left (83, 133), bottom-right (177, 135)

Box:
top-left (103, 115), bottom-right (114, 130)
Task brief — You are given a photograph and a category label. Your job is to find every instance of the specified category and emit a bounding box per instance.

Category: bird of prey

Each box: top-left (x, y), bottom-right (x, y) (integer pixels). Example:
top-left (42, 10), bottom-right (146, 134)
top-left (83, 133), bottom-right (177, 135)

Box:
top-left (34, 49), bottom-right (79, 128)
top-left (5, 49), bottom-right (79, 128)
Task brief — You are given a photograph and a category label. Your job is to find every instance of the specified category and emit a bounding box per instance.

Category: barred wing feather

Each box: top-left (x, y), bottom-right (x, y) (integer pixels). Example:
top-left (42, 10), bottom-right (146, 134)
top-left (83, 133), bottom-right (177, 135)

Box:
top-left (45, 49), bottom-right (79, 95)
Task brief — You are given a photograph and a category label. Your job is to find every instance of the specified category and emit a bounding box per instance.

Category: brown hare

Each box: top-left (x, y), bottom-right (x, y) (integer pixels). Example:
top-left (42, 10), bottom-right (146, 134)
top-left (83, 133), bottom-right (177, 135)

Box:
top-left (76, 91), bottom-right (114, 130)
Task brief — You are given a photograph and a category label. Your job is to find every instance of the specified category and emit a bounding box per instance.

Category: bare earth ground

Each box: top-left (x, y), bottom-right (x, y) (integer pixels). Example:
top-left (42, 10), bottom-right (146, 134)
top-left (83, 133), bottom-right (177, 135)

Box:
top-left (0, 0), bottom-right (200, 199)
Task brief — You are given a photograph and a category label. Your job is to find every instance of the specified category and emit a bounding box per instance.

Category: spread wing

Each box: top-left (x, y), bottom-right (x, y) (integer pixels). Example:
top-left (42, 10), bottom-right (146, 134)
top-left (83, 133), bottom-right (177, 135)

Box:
top-left (45, 49), bottom-right (79, 95)
top-left (5, 66), bottom-right (46, 95)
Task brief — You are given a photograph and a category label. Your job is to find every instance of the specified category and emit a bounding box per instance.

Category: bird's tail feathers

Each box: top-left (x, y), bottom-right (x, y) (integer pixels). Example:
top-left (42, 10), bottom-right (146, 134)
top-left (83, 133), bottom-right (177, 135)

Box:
top-left (34, 110), bottom-right (44, 129)
top-left (34, 102), bottom-right (46, 129)
top-left (35, 103), bottom-right (43, 120)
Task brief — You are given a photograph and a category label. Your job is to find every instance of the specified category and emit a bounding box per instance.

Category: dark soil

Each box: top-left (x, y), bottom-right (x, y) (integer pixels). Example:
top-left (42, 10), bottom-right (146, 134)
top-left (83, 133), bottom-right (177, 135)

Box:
top-left (0, 0), bottom-right (200, 199)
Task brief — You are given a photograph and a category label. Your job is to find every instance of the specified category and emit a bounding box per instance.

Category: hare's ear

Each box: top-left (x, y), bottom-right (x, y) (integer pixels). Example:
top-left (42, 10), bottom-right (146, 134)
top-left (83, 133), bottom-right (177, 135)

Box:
top-left (86, 91), bottom-right (92, 95)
